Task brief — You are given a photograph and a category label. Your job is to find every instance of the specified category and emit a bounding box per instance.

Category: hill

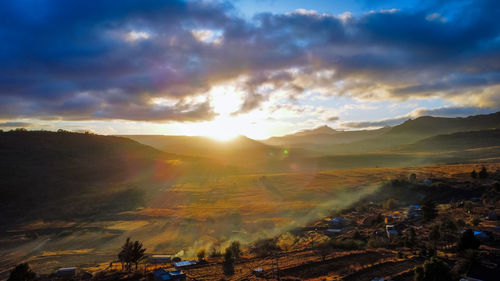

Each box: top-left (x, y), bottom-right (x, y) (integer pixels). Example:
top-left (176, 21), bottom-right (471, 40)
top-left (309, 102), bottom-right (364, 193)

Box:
top-left (0, 130), bottom-right (232, 224)
top-left (401, 129), bottom-right (500, 152)
top-left (263, 127), bottom-right (390, 148)
top-left (319, 111), bottom-right (500, 154)
top-left (123, 135), bottom-right (290, 170)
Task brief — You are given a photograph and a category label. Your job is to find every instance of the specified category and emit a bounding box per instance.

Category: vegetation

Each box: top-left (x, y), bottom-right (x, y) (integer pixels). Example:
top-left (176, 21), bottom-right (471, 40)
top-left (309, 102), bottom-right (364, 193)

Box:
top-left (8, 263), bottom-right (36, 281)
top-left (383, 198), bottom-right (398, 210)
top-left (479, 166), bottom-right (489, 179)
top-left (413, 257), bottom-right (453, 281)
top-left (118, 238), bottom-right (146, 271)
top-left (422, 200), bottom-right (438, 221)
top-left (228, 241), bottom-right (241, 259)
top-left (222, 248), bottom-right (235, 275)
top-left (197, 249), bottom-right (206, 261)
top-left (457, 229), bottom-right (480, 252)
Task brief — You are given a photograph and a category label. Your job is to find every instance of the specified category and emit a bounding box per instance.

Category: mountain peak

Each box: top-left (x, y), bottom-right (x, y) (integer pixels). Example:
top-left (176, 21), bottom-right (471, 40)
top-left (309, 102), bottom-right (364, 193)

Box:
top-left (294, 125), bottom-right (338, 136)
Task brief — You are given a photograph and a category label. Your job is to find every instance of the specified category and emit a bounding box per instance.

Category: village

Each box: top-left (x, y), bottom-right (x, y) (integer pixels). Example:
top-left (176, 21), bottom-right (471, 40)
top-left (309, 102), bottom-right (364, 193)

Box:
top-left (8, 168), bottom-right (500, 281)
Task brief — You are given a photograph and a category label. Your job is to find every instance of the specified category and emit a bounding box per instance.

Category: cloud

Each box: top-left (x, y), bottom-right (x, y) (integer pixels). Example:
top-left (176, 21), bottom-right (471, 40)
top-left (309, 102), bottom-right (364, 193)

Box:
top-left (0, 0), bottom-right (499, 122)
top-left (326, 115), bottom-right (340, 122)
top-left (0, 122), bottom-right (34, 128)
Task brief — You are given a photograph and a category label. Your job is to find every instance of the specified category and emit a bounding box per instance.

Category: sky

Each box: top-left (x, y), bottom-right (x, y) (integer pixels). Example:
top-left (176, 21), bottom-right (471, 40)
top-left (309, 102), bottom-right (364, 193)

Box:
top-left (0, 0), bottom-right (499, 139)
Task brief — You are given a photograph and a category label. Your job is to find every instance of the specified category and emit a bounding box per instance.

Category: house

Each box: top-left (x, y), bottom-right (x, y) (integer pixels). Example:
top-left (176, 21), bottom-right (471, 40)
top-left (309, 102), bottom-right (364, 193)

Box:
top-left (174, 260), bottom-right (197, 268)
top-left (328, 217), bottom-right (347, 228)
top-left (407, 205), bottom-right (422, 219)
top-left (326, 228), bottom-right (343, 235)
top-left (386, 225), bottom-right (398, 239)
top-left (423, 179), bottom-right (432, 186)
top-left (151, 254), bottom-right (172, 264)
top-left (487, 212), bottom-right (497, 220)
top-left (57, 267), bottom-right (77, 277)
top-left (154, 268), bottom-right (186, 281)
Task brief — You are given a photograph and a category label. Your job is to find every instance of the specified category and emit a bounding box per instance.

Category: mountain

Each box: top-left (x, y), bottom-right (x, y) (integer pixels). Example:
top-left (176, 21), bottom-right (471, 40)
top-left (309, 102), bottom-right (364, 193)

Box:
top-left (386, 111), bottom-right (500, 138)
top-left (317, 111), bottom-right (500, 154)
top-left (401, 129), bottom-right (500, 152)
top-left (263, 126), bottom-right (391, 149)
top-left (123, 135), bottom-right (289, 170)
top-left (291, 125), bottom-right (339, 136)
top-left (0, 130), bottom-right (231, 223)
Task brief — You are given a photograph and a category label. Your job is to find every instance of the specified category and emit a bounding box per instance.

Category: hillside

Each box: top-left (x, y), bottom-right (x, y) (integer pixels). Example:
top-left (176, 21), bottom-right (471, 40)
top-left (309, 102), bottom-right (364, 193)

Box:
top-left (263, 127), bottom-right (390, 148)
top-left (0, 131), bottom-right (231, 224)
top-left (123, 135), bottom-right (290, 170)
top-left (401, 129), bottom-right (500, 152)
top-left (319, 111), bottom-right (500, 154)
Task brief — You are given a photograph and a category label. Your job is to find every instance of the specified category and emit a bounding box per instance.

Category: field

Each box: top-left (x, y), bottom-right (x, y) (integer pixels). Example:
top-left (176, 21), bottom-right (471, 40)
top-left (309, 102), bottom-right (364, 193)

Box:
top-left (1, 162), bottom-right (496, 278)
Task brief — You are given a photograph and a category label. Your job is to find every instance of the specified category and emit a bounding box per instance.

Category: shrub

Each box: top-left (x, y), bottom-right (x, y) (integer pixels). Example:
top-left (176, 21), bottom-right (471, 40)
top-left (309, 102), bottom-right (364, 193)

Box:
top-left (422, 200), bottom-right (438, 221)
top-left (478, 166), bottom-right (489, 179)
top-left (250, 239), bottom-right (280, 257)
top-left (229, 241), bottom-right (241, 259)
top-left (367, 238), bottom-right (389, 249)
top-left (196, 249), bottom-right (206, 261)
top-left (329, 239), bottom-right (364, 250)
top-left (383, 198), bottom-right (398, 210)
top-left (414, 257), bottom-right (453, 281)
top-left (222, 249), bottom-right (234, 275)
top-left (470, 170), bottom-right (477, 179)
top-left (457, 229), bottom-right (480, 252)
top-left (8, 263), bottom-right (36, 281)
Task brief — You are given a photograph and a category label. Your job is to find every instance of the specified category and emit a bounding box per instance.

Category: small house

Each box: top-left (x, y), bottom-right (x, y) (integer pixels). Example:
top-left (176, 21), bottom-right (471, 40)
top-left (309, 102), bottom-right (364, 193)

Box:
top-left (487, 212), bottom-right (497, 220)
top-left (174, 260), bottom-right (197, 268)
top-left (407, 205), bottom-right (422, 219)
top-left (57, 267), bottom-right (77, 277)
top-left (151, 254), bottom-right (172, 264)
top-left (328, 217), bottom-right (347, 228)
top-left (386, 225), bottom-right (398, 239)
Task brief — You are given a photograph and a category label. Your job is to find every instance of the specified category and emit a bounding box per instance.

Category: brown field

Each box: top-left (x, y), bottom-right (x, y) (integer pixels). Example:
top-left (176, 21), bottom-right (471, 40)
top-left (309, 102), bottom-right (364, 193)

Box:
top-left (0, 162), bottom-right (497, 278)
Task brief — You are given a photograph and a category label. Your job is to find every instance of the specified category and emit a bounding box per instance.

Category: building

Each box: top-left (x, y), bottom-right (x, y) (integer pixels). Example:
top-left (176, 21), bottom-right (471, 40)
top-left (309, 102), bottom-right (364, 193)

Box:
top-left (328, 217), bottom-right (347, 228)
top-left (151, 254), bottom-right (172, 264)
top-left (386, 225), bottom-right (398, 239)
top-left (174, 260), bottom-right (197, 268)
top-left (153, 268), bottom-right (186, 281)
top-left (407, 205), bottom-right (422, 219)
top-left (56, 267), bottom-right (77, 277)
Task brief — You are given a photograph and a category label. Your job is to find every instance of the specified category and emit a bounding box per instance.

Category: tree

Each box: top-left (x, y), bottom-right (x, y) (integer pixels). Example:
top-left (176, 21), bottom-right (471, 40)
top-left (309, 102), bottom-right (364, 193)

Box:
top-left (409, 173), bottom-right (417, 183)
top-left (118, 238), bottom-right (146, 271)
top-left (196, 249), bottom-right (206, 261)
top-left (313, 242), bottom-right (331, 262)
top-left (470, 169), bottom-right (477, 179)
top-left (8, 263), bottom-right (36, 281)
top-left (422, 200), bottom-right (437, 221)
top-left (428, 225), bottom-right (441, 250)
top-left (229, 241), bottom-right (241, 259)
top-left (222, 248), bottom-right (235, 275)
top-left (478, 166), bottom-right (489, 179)
top-left (414, 257), bottom-right (453, 281)
top-left (457, 229), bottom-right (480, 252)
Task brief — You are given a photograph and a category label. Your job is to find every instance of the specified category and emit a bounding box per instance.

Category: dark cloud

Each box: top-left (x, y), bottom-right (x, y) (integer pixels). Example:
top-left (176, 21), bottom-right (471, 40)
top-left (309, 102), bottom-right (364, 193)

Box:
top-left (0, 122), bottom-right (34, 128)
top-left (326, 116), bottom-right (340, 122)
top-left (0, 0), bottom-right (499, 121)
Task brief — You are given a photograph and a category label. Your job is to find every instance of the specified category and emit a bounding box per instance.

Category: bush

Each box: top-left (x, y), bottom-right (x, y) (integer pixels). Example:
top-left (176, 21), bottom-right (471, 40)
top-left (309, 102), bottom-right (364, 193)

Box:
top-left (229, 241), bottom-right (241, 259)
top-left (8, 263), bottom-right (36, 281)
top-left (422, 200), bottom-right (438, 221)
top-left (250, 239), bottom-right (280, 257)
top-left (367, 238), bottom-right (389, 249)
top-left (457, 229), bottom-right (480, 252)
top-left (222, 249), bottom-right (234, 275)
top-left (196, 249), bottom-right (206, 261)
top-left (383, 198), bottom-right (398, 210)
top-left (478, 166), bottom-right (489, 179)
top-left (414, 257), bottom-right (453, 281)
top-left (329, 239), bottom-right (364, 250)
